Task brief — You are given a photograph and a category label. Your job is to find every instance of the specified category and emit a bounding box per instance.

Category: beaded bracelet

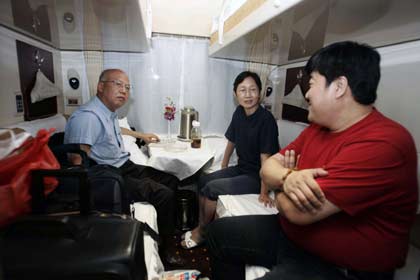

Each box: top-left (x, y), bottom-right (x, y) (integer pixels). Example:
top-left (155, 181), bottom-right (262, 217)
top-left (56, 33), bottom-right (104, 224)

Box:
top-left (281, 168), bottom-right (296, 182)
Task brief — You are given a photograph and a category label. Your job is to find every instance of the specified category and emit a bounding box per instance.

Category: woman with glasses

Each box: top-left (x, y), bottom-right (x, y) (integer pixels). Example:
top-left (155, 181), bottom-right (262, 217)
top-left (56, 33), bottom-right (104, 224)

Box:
top-left (181, 71), bottom-right (280, 249)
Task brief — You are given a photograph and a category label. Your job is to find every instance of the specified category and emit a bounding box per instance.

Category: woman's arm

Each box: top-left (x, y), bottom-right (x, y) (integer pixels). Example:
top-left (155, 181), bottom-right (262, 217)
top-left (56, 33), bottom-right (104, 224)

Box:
top-left (221, 140), bottom-right (235, 169)
top-left (258, 153), bottom-right (274, 207)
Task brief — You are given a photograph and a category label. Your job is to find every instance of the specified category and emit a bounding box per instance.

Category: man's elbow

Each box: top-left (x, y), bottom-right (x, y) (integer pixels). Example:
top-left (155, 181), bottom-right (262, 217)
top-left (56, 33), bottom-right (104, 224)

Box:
top-left (259, 164), bottom-right (272, 184)
top-left (68, 153), bottom-right (82, 165)
top-left (259, 166), bottom-right (265, 179)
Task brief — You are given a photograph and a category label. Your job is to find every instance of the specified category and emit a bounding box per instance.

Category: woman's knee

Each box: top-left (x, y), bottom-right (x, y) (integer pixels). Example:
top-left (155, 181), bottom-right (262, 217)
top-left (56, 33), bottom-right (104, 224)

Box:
top-left (199, 181), bottom-right (222, 201)
top-left (197, 172), bottom-right (215, 192)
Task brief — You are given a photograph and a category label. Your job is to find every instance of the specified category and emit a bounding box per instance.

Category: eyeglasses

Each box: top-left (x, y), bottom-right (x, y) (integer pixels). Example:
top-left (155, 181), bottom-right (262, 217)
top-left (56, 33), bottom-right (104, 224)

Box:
top-left (237, 87), bottom-right (259, 96)
top-left (101, 80), bottom-right (131, 92)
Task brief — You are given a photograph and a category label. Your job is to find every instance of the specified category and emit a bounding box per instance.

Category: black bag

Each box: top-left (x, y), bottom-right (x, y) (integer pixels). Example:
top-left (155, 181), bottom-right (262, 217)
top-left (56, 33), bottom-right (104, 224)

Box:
top-left (2, 214), bottom-right (148, 280)
top-left (1, 165), bottom-right (158, 280)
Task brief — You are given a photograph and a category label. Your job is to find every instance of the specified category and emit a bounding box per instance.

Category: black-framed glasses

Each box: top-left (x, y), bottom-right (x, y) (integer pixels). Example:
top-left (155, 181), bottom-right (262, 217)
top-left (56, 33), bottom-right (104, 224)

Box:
top-left (101, 80), bottom-right (131, 91)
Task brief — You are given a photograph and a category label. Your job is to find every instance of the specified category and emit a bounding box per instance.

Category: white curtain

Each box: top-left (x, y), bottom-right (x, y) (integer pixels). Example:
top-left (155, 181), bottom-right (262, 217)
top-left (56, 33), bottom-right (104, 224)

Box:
top-left (103, 35), bottom-right (246, 135)
top-left (82, 1), bottom-right (104, 97)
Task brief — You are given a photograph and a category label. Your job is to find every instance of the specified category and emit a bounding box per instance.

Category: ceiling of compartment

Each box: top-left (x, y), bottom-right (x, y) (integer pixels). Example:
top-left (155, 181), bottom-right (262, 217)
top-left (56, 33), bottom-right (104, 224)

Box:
top-left (210, 0), bottom-right (420, 66)
top-left (0, 0), bottom-right (150, 52)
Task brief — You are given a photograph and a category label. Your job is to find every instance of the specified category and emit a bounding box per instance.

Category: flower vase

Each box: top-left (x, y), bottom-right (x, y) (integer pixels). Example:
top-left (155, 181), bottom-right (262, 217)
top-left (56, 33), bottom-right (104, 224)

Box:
top-left (167, 120), bottom-right (171, 141)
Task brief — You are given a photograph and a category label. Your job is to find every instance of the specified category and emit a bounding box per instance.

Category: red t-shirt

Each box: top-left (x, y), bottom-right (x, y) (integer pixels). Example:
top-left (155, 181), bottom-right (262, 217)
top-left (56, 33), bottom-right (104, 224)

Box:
top-left (279, 109), bottom-right (418, 271)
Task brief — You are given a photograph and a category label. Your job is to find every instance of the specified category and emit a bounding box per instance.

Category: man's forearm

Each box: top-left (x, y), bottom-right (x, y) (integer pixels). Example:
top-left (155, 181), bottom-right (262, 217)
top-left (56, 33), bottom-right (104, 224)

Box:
top-left (275, 192), bottom-right (340, 225)
top-left (121, 127), bottom-right (141, 138)
top-left (68, 144), bottom-right (91, 165)
top-left (261, 162), bottom-right (293, 190)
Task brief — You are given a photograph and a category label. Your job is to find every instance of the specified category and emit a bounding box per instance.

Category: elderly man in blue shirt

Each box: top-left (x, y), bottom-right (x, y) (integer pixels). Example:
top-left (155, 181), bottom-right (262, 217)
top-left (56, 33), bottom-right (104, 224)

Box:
top-left (64, 68), bottom-right (184, 267)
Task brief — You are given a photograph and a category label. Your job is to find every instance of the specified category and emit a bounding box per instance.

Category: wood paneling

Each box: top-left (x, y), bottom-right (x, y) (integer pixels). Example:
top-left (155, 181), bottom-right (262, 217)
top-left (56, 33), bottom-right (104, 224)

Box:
top-left (210, 0), bottom-right (266, 45)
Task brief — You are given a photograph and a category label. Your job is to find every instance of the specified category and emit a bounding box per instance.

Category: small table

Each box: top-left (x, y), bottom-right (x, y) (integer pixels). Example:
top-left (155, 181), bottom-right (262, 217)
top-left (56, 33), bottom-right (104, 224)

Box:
top-left (146, 138), bottom-right (215, 180)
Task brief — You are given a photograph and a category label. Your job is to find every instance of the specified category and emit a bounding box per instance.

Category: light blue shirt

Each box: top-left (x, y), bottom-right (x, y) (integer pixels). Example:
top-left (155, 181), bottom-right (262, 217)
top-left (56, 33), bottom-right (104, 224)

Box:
top-left (64, 96), bottom-right (129, 167)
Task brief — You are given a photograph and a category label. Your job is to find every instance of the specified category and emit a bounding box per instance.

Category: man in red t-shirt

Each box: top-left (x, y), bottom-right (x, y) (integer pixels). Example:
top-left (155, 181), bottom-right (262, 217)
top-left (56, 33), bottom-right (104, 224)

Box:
top-left (206, 41), bottom-right (418, 280)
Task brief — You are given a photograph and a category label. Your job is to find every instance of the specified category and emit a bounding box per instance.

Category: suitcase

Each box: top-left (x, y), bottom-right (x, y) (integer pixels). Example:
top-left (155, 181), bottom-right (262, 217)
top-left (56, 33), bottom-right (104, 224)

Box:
top-left (1, 165), bottom-right (157, 280)
top-left (2, 214), bottom-right (147, 280)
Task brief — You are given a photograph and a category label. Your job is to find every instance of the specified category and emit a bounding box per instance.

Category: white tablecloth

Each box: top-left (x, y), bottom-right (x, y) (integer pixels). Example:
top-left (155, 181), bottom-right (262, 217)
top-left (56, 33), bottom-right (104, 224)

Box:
top-left (121, 130), bottom-right (238, 180)
top-left (147, 138), bottom-right (215, 180)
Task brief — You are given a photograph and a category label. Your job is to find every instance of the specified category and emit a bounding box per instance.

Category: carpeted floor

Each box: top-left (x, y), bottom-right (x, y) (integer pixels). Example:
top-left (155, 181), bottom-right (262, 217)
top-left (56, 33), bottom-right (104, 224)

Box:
top-left (163, 233), bottom-right (211, 278)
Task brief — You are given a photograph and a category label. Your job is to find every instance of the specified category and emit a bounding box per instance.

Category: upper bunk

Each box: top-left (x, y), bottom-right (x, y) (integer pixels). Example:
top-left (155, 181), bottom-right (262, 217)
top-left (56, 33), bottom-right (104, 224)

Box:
top-left (0, 0), bottom-right (151, 53)
top-left (209, 0), bottom-right (420, 66)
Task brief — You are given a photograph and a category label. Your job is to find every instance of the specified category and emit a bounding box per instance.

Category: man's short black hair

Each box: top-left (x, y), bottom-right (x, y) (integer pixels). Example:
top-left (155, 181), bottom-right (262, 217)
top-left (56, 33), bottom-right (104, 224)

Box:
top-left (305, 41), bottom-right (381, 105)
top-left (233, 71), bottom-right (262, 93)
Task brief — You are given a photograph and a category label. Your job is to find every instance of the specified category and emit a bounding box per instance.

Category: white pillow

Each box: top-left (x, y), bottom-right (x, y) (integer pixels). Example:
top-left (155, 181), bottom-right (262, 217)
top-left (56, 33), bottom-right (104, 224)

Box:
top-left (118, 117), bottom-right (149, 165)
top-left (31, 70), bottom-right (61, 103)
top-left (6, 114), bottom-right (66, 137)
top-left (118, 117), bottom-right (130, 129)
top-left (118, 117), bottom-right (136, 144)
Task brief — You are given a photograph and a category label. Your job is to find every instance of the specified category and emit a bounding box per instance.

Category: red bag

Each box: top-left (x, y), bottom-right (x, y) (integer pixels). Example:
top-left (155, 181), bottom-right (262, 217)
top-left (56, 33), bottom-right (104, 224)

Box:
top-left (0, 129), bottom-right (59, 227)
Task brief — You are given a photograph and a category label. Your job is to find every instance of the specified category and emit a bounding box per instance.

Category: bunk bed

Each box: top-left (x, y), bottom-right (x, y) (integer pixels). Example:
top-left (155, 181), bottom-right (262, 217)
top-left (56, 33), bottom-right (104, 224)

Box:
top-left (209, 0), bottom-right (420, 66)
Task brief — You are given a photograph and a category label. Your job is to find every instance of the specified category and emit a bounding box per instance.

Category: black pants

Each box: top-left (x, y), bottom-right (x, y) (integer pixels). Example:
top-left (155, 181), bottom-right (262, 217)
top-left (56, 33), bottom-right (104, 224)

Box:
top-left (198, 166), bottom-right (260, 201)
top-left (206, 215), bottom-right (395, 280)
top-left (119, 160), bottom-right (179, 235)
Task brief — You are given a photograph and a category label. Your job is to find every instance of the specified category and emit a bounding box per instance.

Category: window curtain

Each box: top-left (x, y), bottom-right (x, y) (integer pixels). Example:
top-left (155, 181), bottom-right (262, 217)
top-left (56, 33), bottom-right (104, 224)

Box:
top-left (103, 35), bottom-right (246, 135)
top-left (82, 0), bottom-right (103, 97)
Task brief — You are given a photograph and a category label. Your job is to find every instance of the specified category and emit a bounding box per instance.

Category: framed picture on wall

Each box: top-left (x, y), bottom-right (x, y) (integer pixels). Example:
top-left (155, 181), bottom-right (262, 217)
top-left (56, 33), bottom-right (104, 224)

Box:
top-left (281, 66), bottom-right (310, 123)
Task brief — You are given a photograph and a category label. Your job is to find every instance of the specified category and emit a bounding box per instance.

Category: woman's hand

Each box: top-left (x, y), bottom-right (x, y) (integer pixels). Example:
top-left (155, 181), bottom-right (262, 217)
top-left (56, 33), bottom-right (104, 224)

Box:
top-left (258, 192), bottom-right (274, 208)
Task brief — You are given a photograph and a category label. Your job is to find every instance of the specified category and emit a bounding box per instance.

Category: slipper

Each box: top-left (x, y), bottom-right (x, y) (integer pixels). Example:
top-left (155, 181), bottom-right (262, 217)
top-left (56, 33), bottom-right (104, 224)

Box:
top-left (180, 230), bottom-right (195, 241)
top-left (181, 231), bottom-right (200, 249)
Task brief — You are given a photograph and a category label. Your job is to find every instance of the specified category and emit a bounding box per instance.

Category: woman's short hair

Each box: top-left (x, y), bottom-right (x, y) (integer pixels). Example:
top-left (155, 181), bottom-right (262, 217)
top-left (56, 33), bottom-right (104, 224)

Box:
top-left (233, 71), bottom-right (262, 93)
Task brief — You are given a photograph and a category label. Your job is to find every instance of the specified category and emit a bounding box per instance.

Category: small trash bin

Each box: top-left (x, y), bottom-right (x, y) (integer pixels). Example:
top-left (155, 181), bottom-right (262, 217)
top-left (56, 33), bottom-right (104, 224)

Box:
top-left (176, 190), bottom-right (198, 231)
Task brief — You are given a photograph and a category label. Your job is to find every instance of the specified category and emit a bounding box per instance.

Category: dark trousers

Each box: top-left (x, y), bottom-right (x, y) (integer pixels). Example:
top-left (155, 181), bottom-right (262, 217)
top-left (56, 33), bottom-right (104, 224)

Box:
top-left (199, 166), bottom-right (260, 201)
top-left (206, 215), bottom-right (395, 280)
top-left (119, 160), bottom-right (179, 235)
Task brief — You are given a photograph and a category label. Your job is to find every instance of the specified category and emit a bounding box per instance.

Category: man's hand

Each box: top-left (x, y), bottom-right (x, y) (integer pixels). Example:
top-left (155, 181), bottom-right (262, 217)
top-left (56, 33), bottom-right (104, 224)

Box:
top-left (283, 168), bottom-right (328, 213)
top-left (283, 150), bottom-right (300, 169)
top-left (140, 133), bottom-right (159, 144)
top-left (120, 127), bottom-right (159, 144)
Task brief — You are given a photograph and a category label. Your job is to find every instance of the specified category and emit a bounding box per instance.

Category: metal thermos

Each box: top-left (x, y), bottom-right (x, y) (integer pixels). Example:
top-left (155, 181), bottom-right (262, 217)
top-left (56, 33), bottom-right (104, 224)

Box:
top-left (178, 106), bottom-right (199, 140)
